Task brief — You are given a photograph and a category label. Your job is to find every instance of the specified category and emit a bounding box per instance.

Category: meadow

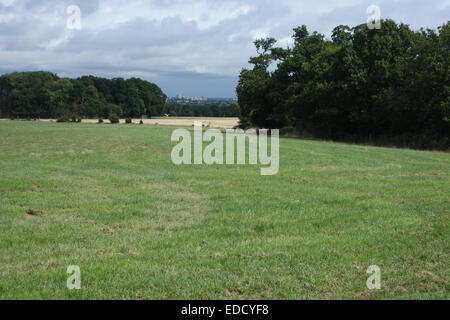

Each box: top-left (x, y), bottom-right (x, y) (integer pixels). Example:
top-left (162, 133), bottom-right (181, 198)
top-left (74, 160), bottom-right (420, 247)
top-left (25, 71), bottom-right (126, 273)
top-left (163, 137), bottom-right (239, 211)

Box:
top-left (0, 120), bottom-right (448, 299)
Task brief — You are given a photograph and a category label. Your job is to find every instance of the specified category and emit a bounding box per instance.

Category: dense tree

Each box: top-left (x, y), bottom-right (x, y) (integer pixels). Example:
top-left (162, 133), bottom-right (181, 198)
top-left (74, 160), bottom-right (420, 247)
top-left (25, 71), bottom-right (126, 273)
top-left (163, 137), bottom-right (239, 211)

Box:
top-left (0, 72), bottom-right (167, 119)
top-left (237, 20), bottom-right (450, 150)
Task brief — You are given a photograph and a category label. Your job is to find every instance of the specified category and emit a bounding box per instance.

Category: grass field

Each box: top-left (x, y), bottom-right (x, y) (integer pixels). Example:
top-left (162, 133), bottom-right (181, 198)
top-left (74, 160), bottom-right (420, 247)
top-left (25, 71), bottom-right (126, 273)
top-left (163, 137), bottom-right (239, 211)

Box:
top-left (0, 120), bottom-right (448, 299)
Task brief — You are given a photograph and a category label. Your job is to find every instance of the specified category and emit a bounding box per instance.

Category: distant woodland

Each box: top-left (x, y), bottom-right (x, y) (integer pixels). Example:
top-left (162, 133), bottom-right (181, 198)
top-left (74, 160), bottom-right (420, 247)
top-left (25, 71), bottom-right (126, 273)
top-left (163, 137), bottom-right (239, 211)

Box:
top-left (0, 72), bottom-right (167, 118)
top-left (0, 72), bottom-right (240, 120)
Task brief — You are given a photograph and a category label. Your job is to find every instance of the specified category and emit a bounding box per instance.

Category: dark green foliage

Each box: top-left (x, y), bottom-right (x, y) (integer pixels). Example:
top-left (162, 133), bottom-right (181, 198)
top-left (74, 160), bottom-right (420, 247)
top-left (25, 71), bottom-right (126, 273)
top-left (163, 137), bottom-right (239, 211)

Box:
top-left (56, 115), bottom-right (70, 123)
top-left (237, 20), bottom-right (450, 150)
top-left (70, 114), bottom-right (78, 122)
top-left (0, 72), bottom-right (166, 119)
top-left (125, 118), bottom-right (132, 124)
top-left (109, 113), bottom-right (119, 124)
top-left (279, 127), bottom-right (297, 136)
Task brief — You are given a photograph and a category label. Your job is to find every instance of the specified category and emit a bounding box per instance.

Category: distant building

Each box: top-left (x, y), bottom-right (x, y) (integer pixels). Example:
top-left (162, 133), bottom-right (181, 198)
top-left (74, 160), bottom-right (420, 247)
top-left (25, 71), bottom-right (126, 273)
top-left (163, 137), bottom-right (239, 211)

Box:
top-left (170, 94), bottom-right (208, 103)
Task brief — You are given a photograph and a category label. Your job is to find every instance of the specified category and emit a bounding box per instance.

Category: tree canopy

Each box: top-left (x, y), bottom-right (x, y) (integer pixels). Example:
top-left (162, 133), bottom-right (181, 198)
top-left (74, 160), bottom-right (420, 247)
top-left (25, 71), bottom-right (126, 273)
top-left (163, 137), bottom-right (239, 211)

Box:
top-left (237, 20), bottom-right (450, 150)
top-left (0, 72), bottom-right (167, 119)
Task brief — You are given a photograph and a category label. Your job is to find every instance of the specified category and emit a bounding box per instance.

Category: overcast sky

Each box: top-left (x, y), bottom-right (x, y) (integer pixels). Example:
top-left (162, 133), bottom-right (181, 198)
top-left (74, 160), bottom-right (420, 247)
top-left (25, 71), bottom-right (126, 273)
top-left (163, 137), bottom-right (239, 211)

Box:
top-left (0, 0), bottom-right (448, 97)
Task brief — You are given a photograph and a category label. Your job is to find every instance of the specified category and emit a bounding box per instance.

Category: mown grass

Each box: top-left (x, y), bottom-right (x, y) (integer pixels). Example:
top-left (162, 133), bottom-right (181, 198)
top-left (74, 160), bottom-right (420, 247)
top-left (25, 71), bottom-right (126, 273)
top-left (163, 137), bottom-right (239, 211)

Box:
top-left (0, 120), bottom-right (448, 299)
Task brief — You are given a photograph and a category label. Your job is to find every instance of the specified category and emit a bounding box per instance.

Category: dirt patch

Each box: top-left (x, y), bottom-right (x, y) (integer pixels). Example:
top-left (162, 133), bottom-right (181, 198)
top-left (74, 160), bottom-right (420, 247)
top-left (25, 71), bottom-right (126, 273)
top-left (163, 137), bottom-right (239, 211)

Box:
top-left (416, 270), bottom-right (444, 283)
top-left (358, 290), bottom-right (374, 299)
top-left (102, 226), bottom-right (115, 234)
top-left (26, 209), bottom-right (48, 217)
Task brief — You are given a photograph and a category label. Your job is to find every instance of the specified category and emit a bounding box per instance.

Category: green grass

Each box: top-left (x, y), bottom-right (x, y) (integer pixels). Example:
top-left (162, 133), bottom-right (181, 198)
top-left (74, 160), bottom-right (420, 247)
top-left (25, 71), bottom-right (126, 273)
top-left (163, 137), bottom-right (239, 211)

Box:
top-left (0, 120), bottom-right (448, 299)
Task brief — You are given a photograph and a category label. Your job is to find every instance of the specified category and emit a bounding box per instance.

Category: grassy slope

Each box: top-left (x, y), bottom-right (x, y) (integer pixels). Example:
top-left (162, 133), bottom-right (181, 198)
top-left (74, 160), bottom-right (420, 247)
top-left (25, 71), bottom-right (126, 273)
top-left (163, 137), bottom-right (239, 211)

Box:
top-left (0, 121), bottom-right (448, 299)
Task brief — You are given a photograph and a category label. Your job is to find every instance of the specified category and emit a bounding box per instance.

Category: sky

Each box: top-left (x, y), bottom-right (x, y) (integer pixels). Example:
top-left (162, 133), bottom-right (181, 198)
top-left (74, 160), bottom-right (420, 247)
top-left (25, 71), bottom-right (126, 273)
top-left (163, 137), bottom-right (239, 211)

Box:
top-left (0, 0), bottom-right (448, 97)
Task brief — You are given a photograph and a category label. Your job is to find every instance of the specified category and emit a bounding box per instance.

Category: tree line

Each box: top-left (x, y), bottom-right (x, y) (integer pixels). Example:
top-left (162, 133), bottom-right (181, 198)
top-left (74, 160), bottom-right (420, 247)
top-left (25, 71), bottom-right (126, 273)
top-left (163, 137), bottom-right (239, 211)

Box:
top-left (0, 72), bottom-right (167, 119)
top-left (164, 102), bottom-right (239, 117)
top-left (237, 20), bottom-right (449, 150)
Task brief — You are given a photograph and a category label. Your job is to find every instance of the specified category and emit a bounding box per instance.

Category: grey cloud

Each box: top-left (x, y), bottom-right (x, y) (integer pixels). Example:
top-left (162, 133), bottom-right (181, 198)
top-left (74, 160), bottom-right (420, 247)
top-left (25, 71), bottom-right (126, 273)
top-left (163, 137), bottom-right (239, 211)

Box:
top-left (0, 0), bottom-right (448, 97)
